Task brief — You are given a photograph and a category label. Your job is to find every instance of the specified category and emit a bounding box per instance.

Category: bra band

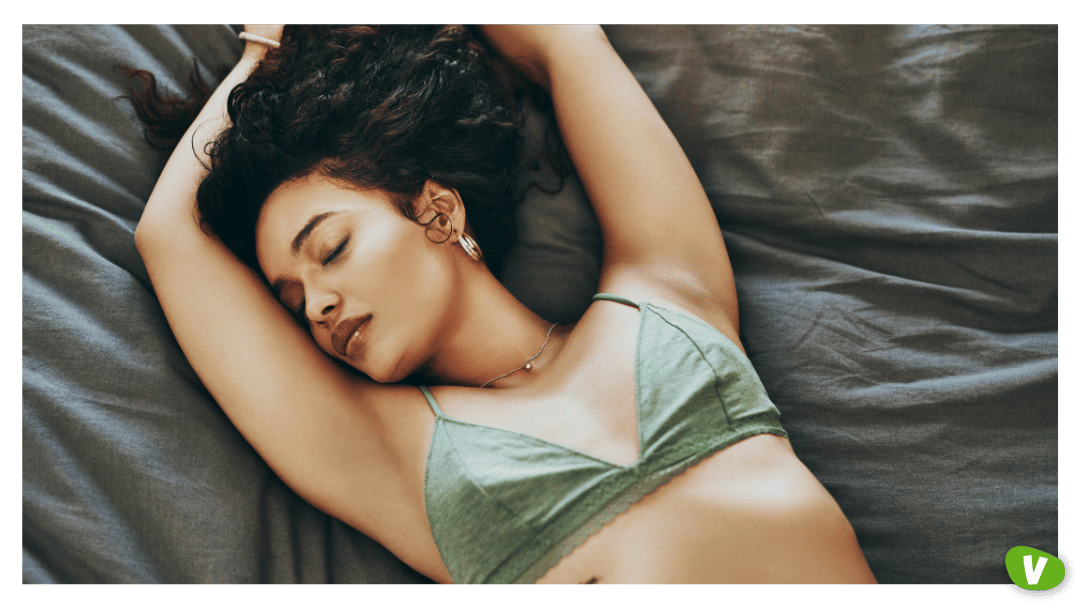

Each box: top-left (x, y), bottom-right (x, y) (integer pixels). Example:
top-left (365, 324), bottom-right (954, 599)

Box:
top-left (419, 385), bottom-right (444, 417)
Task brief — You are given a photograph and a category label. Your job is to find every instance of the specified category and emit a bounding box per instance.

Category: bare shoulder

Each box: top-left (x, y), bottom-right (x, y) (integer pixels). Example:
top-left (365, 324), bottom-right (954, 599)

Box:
top-left (303, 378), bottom-right (451, 581)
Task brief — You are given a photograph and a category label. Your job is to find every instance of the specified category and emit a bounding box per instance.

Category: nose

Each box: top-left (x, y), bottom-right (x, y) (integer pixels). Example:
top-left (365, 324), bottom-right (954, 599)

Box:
top-left (305, 286), bottom-right (341, 325)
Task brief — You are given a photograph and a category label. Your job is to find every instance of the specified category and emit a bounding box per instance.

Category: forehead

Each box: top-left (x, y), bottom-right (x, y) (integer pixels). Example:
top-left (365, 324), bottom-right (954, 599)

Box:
top-left (254, 176), bottom-right (389, 274)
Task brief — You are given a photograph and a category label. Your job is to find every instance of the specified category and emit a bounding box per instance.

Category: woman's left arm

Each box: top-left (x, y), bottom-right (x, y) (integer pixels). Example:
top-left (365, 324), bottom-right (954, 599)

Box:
top-left (482, 26), bottom-right (740, 337)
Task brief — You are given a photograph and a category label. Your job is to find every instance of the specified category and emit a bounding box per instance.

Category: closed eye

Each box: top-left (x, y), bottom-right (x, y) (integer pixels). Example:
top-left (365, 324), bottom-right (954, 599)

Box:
top-left (323, 236), bottom-right (350, 265)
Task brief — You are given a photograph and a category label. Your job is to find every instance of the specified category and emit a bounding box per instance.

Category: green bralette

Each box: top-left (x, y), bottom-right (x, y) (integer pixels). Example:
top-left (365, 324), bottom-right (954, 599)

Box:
top-left (420, 293), bottom-right (788, 583)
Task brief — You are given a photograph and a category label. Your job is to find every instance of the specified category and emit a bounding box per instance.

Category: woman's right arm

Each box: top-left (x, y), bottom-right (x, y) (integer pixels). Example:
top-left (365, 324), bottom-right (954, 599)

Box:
top-left (134, 30), bottom-right (425, 548)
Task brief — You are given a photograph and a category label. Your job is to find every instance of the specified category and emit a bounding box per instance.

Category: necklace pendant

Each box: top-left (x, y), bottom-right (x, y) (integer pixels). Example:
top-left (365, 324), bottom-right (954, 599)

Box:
top-left (478, 322), bottom-right (557, 388)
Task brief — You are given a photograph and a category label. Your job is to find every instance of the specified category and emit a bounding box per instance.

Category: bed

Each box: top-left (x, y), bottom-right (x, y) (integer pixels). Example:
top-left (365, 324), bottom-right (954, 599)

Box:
top-left (22, 24), bottom-right (1057, 583)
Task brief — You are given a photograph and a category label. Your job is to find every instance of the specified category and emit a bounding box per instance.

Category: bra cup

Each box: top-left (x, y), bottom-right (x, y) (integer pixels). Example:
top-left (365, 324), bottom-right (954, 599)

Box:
top-left (425, 419), bottom-right (535, 584)
top-left (635, 305), bottom-right (734, 456)
top-left (438, 418), bottom-right (623, 522)
top-left (637, 305), bottom-right (779, 437)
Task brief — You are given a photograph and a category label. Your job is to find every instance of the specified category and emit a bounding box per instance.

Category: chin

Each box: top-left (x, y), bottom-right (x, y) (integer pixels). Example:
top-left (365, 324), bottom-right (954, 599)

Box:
top-left (346, 331), bottom-right (432, 385)
top-left (355, 356), bottom-right (411, 385)
top-left (365, 370), bottom-right (398, 384)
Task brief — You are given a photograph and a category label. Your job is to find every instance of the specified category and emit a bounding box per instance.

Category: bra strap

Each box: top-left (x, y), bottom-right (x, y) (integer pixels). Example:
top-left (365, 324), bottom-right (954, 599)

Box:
top-left (592, 293), bottom-right (641, 308)
top-left (418, 386), bottom-right (445, 417)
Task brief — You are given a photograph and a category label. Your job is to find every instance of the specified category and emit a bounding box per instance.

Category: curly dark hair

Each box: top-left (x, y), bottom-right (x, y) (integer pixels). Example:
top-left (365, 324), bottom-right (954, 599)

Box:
top-left (120, 25), bottom-right (551, 274)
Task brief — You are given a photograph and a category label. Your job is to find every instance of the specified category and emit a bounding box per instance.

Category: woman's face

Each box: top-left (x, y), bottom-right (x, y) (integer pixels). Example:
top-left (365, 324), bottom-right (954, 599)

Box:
top-left (255, 174), bottom-right (458, 383)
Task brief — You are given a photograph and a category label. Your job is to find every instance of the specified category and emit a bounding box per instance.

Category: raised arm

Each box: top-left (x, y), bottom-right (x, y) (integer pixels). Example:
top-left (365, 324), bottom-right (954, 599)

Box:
top-left (481, 26), bottom-right (740, 339)
top-left (133, 28), bottom-right (424, 553)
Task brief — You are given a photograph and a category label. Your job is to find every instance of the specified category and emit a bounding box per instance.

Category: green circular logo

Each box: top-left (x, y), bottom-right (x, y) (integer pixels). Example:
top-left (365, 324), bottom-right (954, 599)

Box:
top-left (1005, 546), bottom-right (1065, 591)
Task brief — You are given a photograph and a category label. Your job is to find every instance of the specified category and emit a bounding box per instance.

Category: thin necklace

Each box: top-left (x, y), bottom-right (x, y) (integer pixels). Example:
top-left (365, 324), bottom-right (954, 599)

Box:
top-left (480, 322), bottom-right (558, 388)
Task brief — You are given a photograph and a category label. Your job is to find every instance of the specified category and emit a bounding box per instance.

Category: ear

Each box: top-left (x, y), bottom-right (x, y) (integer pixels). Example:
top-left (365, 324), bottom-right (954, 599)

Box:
top-left (416, 180), bottom-right (469, 243)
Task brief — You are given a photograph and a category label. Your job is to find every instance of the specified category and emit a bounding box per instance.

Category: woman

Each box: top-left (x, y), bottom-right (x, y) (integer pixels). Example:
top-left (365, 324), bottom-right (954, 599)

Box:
top-left (133, 24), bottom-right (876, 583)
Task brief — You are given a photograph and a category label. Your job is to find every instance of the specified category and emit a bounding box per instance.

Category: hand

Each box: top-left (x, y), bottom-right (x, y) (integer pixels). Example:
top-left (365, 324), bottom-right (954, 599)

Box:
top-left (240, 24), bottom-right (284, 61)
top-left (479, 25), bottom-right (605, 91)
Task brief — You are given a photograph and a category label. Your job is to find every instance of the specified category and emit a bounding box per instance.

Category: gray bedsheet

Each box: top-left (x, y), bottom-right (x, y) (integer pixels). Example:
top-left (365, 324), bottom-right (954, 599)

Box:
top-left (23, 24), bottom-right (1056, 583)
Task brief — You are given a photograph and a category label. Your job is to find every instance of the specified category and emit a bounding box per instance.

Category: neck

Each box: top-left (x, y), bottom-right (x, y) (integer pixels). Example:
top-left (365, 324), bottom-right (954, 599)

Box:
top-left (414, 264), bottom-right (572, 389)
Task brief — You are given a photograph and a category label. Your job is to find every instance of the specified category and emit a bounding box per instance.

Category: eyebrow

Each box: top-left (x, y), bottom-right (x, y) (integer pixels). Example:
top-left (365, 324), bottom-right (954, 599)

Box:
top-left (291, 211), bottom-right (341, 256)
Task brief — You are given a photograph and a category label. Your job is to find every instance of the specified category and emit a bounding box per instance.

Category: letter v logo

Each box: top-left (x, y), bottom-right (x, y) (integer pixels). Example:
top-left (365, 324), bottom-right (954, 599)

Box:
top-left (1023, 554), bottom-right (1047, 585)
top-left (1006, 546), bottom-right (1065, 590)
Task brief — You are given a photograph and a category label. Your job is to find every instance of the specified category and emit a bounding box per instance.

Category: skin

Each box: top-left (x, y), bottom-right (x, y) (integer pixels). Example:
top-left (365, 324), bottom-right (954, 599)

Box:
top-left (255, 176), bottom-right (568, 388)
top-left (255, 178), bottom-right (462, 384)
top-left (136, 25), bottom-right (877, 583)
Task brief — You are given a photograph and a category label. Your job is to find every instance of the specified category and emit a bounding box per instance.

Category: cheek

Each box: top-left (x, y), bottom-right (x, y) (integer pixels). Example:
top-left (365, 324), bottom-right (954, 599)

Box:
top-left (382, 221), bottom-right (450, 285)
top-left (368, 224), bottom-right (427, 284)
top-left (357, 222), bottom-right (450, 326)
top-left (398, 245), bottom-right (454, 328)
top-left (379, 227), bottom-right (457, 344)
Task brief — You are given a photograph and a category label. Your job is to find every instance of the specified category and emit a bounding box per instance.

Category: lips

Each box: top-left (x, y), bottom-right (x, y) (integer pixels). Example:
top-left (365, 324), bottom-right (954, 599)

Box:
top-left (331, 314), bottom-right (372, 358)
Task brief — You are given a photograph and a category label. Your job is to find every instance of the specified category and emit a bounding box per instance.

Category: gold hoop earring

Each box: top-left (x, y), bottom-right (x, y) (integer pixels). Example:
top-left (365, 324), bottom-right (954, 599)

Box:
top-left (458, 233), bottom-right (484, 262)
